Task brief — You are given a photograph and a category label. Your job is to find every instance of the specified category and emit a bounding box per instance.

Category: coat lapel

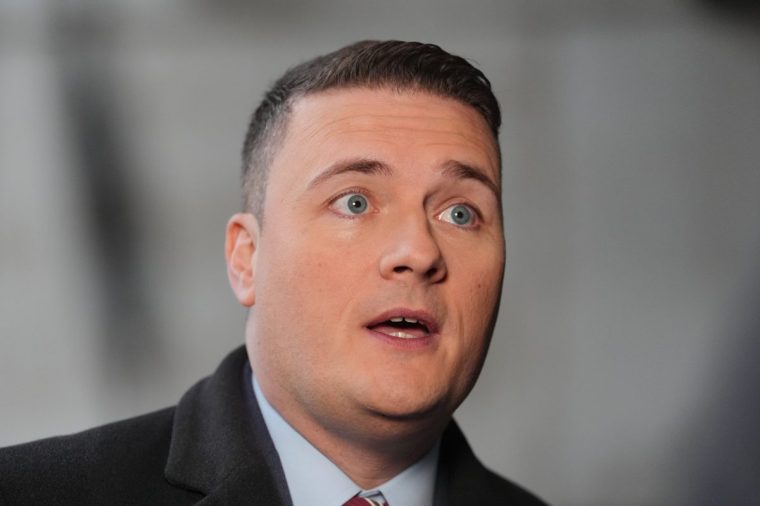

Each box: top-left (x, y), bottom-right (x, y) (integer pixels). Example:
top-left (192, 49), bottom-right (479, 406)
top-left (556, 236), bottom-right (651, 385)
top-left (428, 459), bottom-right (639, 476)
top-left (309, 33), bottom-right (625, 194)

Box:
top-left (161, 347), bottom-right (541, 505)
top-left (164, 347), bottom-right (292, 505)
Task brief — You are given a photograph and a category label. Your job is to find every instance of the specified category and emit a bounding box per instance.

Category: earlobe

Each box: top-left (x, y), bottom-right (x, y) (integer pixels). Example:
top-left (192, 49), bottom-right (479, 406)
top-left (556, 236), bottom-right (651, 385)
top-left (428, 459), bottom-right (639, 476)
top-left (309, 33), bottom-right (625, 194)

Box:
top-left (225, 213), bottom-right (260, 307)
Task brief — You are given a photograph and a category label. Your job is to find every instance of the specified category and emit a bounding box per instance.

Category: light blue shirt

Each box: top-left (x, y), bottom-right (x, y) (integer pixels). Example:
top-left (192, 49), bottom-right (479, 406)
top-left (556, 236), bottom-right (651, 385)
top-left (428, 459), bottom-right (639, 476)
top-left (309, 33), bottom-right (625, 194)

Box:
top-left (252, 375), bottom-right (439, 506)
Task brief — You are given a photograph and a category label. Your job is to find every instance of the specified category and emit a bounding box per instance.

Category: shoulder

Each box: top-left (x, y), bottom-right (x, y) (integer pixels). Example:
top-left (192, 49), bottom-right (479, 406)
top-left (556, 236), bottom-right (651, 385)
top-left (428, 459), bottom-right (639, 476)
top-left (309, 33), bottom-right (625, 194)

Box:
top-left (0, 348), bottom-right (262, 505)
top-left (0, 407), bottom-right (175, 476)
top-left (438, 422), bottom-right (549, 506)
top-left (0, 407), bottom-right (198, 505)
top-left (464, 464), bottom-right (548, 506)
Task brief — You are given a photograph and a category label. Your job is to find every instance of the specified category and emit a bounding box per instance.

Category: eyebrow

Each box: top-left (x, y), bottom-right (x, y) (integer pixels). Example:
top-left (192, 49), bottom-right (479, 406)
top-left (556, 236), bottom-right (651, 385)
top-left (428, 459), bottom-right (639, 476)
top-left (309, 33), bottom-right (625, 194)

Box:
top-left (306, 157), bottom-right (499, 198)
top-left (307, 158), bottom-right (393, 189)
top-left (441, 160), bottom-right (500, 198)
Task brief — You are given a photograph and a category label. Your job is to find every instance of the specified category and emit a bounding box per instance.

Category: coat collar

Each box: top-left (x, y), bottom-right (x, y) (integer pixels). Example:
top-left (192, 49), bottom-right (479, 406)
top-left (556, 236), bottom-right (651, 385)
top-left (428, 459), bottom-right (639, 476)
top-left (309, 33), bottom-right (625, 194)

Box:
top-left (161, 346), bottom-right (521, 506)
top-left (164, 346), bottom-right (291, 505)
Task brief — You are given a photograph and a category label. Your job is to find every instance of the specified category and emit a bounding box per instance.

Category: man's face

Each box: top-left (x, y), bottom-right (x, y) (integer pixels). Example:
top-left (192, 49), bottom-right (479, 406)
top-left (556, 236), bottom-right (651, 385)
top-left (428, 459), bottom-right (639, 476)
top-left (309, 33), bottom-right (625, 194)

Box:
top-left (239, 88), bottom-right (504, 439)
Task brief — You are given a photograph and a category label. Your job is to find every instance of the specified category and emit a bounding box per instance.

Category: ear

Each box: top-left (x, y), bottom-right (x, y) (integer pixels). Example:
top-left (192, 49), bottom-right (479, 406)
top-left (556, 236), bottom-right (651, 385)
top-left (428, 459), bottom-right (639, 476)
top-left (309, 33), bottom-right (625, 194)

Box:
top-left (225, 212), bottom-right (260, 307)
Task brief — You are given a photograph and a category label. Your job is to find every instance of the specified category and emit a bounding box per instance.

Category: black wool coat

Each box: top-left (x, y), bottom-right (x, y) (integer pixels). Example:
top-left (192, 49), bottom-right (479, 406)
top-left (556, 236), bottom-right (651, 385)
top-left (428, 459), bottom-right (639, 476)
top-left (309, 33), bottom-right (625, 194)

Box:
top-left (0, 347), bottom-right (547, 505)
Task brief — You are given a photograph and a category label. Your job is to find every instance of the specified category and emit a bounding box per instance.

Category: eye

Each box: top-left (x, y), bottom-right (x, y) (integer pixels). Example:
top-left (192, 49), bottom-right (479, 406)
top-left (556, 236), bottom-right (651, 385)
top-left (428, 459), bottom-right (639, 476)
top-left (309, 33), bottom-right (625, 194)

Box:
top-left (438, 203), bottom-right (477, 227)
top-left (330, 192), bottom-right (370, 216)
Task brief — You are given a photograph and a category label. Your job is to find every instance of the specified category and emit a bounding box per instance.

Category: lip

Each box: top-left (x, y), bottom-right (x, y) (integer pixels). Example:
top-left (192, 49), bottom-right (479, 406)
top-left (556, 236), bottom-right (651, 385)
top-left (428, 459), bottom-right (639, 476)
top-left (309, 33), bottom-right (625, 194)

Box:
top-left (364, 307), bottom-right (441, 349)
top-left (365, 308), bottom-right (441, 335)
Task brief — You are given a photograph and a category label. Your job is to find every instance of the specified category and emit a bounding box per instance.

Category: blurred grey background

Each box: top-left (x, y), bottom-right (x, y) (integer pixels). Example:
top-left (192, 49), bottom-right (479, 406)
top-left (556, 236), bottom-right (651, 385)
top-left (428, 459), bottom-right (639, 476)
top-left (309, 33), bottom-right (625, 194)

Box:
top-left (1, 1), bottom-right (759, 505)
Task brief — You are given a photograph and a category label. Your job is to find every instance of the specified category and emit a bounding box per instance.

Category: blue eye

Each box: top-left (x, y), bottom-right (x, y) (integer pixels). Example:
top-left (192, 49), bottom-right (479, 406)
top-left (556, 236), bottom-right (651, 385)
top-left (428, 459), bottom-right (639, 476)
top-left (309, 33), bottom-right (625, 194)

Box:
top-left (439, 204), bottom-right (476, 227)
top-left (332, 193), bottom-right (369, 215)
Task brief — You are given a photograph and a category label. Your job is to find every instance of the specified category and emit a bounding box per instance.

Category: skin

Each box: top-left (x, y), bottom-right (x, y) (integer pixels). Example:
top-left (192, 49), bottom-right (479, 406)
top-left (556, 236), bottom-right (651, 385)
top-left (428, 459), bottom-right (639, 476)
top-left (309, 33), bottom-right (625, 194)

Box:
top-left (225, 88), bottom-right (505, 488)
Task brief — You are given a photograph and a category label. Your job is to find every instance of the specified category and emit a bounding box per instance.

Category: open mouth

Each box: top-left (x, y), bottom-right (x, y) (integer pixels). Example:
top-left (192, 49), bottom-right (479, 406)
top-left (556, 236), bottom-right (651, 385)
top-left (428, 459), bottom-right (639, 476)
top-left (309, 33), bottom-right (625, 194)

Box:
top-left (366, 312), bottom-right (437, 340)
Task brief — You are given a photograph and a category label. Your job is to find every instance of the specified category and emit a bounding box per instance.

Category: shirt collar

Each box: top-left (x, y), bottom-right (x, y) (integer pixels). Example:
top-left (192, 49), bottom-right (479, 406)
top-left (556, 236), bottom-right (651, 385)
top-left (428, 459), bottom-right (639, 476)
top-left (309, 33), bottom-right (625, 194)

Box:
top-left (252, 374), bottom-right (439, 506)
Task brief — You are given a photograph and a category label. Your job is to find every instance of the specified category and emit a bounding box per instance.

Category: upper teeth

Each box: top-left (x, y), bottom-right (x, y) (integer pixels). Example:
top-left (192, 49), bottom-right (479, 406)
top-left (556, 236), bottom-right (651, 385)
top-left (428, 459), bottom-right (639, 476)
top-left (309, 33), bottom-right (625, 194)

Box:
top-left (390, 317), bottom-right (418, 323)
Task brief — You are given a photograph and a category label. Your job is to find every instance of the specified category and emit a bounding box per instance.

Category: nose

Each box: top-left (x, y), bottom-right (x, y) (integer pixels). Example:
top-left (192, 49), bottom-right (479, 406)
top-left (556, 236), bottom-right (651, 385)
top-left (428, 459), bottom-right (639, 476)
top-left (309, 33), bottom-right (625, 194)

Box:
top-left (378, 214), bottom-right (447, 284)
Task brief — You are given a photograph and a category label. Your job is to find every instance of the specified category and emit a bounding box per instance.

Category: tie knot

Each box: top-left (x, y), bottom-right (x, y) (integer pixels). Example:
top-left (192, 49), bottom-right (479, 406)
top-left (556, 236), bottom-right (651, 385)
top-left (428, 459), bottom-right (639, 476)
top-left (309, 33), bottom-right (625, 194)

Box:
top-left (342, 490), bottom-right (389, 506)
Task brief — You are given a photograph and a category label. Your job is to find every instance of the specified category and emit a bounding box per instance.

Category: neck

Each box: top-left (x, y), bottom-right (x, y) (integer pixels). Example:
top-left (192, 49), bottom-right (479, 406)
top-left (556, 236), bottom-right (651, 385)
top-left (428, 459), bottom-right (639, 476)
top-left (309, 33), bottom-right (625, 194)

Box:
top-left (257, 376), bottom-right (447, 489)
top-left (301, 416), bottom-right (442, 489)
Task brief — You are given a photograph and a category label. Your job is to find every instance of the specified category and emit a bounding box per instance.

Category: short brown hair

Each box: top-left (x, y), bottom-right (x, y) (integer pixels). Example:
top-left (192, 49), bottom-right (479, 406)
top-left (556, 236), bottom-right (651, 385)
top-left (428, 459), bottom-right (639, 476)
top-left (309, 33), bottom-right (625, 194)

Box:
top-left (241, 40), bottom-right (501, 221)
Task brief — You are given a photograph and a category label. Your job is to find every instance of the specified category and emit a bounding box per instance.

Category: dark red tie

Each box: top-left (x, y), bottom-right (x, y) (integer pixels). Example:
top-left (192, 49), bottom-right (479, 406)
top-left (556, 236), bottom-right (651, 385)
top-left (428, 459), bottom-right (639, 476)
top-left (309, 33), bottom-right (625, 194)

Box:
top-left (342, 491), bottom-right (389, 506)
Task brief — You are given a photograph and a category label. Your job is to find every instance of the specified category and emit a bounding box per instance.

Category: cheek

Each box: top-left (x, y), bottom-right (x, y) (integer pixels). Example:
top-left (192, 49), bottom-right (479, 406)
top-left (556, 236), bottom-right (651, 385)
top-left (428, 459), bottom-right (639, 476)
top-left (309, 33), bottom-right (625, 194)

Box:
top-left (257, 225), bottom-right (371, 324)
top-left (449, 248), bottom-right (504, 346)
top-left (451, 242), bottom-right (503, 297)
top-left (252, 234), bottom-right (343, 376)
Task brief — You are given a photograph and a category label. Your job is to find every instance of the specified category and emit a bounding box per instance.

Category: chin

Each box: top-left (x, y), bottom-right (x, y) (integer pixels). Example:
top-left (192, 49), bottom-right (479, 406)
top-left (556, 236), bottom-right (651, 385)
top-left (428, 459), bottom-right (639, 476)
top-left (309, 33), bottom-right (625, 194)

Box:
top-left (362, 386), bottom-right (451, 423)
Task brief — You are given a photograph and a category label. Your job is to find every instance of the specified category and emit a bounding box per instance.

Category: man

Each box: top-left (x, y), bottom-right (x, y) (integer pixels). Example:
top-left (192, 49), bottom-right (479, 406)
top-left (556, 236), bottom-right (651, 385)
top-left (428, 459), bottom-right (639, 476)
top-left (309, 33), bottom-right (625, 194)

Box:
top-left (0, 41), bottom-right (547, 505)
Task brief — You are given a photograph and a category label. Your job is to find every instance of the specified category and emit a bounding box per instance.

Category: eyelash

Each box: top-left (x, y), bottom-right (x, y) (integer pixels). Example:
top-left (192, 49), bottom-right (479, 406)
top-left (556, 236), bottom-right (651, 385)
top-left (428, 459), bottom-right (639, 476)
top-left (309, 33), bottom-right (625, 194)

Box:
top-left (327, 190), bottom-right (483, 227)
top-left (439, 202), bottom-right (482, 228)
top-left (327, 188), bottom-right (374, 218)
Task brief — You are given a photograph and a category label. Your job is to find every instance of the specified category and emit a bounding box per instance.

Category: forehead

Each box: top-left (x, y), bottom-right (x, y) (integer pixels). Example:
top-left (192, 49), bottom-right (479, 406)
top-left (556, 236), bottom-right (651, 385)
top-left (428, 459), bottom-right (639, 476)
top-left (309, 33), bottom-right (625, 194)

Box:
top-left (272, 88), bottom-right (500, 183)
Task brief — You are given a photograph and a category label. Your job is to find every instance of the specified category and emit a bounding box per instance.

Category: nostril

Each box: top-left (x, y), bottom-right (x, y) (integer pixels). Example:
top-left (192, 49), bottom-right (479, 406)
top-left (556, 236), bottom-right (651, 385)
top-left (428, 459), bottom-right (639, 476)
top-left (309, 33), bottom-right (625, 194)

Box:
top-left (393, 265), bottom-right (411, 274)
